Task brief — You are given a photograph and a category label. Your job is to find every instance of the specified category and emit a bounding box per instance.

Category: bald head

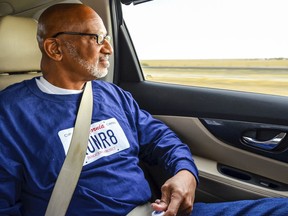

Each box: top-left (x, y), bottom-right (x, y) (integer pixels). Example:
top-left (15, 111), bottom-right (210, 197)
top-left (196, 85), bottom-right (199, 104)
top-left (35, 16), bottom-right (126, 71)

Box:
top-left (37, 3), bottom-right (103, 51)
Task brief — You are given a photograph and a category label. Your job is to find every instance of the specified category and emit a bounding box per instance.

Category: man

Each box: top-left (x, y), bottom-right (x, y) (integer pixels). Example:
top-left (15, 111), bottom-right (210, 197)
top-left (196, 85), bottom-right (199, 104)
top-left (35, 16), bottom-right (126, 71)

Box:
top-left (0, 3), bottom-right (197, 216)
top-left (0, 3), bottom-right (287, 216)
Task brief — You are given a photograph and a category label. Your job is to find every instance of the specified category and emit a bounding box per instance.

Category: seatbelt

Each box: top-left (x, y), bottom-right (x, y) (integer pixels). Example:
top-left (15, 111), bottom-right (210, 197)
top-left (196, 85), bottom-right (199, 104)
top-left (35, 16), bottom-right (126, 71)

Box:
top-left (126, 202), bottom-right (153, 216)
top-left (45, 81), bottom-right (93, 216)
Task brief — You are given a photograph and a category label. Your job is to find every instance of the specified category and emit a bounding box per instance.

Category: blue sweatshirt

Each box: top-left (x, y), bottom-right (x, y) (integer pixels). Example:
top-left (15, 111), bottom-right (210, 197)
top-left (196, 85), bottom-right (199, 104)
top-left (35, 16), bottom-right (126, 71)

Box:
top-left (0, 78), bottom-right (198, 216)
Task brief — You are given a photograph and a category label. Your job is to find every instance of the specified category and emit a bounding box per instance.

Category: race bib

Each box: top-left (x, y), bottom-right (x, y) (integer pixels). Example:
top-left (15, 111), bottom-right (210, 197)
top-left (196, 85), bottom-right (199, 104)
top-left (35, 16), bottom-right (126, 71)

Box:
top-left (58, 118), bottom-right (130, 166)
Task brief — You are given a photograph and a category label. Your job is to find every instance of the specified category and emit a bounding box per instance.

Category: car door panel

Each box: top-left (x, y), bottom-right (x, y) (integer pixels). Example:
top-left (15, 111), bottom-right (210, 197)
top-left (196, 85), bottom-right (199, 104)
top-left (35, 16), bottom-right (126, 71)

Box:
top-left (119, 81), bottom-right (288, 202)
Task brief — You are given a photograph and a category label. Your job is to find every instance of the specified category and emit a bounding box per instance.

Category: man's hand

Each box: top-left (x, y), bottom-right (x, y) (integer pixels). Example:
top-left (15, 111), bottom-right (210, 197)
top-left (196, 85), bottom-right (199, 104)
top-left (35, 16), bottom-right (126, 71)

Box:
top-left (151, 170), bottom-right (197, 216)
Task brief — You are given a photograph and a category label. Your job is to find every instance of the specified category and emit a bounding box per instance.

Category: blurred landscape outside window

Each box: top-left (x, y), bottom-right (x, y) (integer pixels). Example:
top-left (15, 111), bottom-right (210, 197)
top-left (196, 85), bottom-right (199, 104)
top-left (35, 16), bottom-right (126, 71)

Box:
top-left (122, 0), bottom-right (288, 96)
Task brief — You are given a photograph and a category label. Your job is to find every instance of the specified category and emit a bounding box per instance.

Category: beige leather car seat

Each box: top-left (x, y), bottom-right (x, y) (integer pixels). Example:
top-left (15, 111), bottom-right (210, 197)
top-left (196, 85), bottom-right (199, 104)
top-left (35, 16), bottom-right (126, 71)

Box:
top-left (0, 15), bottom-right (41, 90)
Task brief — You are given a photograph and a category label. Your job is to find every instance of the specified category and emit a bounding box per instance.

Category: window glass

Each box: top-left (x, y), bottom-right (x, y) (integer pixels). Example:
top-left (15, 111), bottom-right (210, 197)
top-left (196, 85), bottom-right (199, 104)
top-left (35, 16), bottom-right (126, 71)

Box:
top-left (122, 0), bottom-right (288, 96)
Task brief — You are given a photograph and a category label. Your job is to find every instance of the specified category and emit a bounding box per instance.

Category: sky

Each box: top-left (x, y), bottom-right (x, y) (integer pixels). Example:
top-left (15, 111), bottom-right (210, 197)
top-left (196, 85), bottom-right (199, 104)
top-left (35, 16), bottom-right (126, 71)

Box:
top-left (122, 0), bottom-right (288, 60)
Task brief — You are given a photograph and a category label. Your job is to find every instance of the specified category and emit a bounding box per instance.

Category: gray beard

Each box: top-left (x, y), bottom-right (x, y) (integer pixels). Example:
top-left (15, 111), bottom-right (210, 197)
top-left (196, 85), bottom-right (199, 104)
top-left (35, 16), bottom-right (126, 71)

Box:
top-left (64, 41), bottom-right (109, 79)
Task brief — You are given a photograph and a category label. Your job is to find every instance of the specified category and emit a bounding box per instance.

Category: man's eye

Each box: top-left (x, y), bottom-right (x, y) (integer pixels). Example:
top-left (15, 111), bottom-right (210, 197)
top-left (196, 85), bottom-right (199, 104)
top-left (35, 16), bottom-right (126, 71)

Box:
top-left (98, 35), bottom-right (104, 43)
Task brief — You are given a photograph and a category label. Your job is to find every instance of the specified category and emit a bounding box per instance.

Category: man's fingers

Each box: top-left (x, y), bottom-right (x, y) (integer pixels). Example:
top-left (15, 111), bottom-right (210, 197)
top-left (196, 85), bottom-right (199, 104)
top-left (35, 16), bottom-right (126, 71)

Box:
top-left (165, 193), bottom-right (182, 216)
top-left (151, 199), bottom-right (168, 212)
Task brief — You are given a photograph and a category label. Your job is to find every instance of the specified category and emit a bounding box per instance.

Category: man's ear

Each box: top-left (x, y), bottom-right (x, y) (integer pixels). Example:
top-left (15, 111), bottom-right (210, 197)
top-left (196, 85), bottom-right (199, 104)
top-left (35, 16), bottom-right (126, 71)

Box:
top-left (43, 38), bottom-right (63, 61)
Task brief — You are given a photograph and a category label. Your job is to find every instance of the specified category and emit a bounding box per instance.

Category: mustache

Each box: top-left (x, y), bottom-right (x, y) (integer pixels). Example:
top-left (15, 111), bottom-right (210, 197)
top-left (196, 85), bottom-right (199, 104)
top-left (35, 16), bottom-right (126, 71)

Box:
top-left (99, 55), bottom-right (109, 61)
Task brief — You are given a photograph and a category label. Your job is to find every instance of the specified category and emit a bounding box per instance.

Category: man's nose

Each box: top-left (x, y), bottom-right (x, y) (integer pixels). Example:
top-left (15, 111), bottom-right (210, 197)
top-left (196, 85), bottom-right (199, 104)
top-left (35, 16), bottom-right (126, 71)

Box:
top-left (101, 39), bottom-right (113, 55)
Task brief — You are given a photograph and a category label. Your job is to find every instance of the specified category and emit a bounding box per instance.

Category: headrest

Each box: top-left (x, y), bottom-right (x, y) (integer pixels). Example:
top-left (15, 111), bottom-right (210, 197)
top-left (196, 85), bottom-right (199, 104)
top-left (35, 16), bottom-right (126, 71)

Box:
top-left (0, 16), bottom-right (41, 73)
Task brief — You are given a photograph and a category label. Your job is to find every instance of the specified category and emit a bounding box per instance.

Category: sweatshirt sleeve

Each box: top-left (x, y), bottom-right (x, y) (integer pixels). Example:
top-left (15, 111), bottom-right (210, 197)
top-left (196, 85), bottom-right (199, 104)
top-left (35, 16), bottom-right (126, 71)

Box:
top-left (121, 89), bottom-right (199, 183)
top-left (0, 144), bottom-right (22, 216)
top-left (0, 101), bottom-right (22, 215)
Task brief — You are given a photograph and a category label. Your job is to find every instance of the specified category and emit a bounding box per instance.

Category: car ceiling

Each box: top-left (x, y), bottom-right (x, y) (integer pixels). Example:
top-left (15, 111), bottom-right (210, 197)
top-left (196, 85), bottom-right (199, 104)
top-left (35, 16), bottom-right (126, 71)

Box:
top-left (0, 0), bottom-right (82, 17)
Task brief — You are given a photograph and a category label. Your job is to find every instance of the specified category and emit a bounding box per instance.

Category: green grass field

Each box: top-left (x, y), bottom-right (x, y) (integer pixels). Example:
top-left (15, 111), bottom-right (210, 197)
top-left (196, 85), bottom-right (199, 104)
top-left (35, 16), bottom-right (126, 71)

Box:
top-left (140, 59), bottom-right (288, 96)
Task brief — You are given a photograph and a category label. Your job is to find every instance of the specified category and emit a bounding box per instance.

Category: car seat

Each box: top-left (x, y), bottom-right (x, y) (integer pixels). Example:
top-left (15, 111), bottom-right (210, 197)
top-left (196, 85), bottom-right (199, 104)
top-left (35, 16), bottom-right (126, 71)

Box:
top-left (0, 15), bottom-right (41, 90)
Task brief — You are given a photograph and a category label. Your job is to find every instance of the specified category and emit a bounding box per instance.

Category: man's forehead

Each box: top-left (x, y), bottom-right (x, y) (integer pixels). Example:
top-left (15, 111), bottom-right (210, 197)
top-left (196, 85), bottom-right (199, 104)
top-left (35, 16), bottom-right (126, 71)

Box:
top-left (71, 18), bottom-right (107, 33)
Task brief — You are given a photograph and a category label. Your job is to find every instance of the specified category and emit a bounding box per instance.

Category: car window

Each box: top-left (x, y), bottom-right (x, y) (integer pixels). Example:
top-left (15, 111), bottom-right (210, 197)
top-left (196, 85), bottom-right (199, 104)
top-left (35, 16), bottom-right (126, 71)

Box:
top-left (122, 0), bottom-right (288, 96)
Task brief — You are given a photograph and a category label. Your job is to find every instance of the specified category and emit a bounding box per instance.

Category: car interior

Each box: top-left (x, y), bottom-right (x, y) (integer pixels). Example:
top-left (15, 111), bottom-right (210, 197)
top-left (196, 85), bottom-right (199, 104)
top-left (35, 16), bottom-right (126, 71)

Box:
top-left (1, 0), bottom-right (288, 205)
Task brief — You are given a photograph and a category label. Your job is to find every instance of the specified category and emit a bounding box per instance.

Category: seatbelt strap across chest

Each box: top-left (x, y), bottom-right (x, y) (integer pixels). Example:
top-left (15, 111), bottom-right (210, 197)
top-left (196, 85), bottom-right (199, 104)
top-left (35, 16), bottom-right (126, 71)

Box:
top-left (45, 81), bottom-right (93, 216)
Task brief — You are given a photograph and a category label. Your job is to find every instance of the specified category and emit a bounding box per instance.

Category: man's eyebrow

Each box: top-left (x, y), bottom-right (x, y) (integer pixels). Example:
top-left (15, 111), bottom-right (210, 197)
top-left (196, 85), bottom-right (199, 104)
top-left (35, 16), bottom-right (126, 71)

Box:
top-left (96, 30), bottom-right (108, 35)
